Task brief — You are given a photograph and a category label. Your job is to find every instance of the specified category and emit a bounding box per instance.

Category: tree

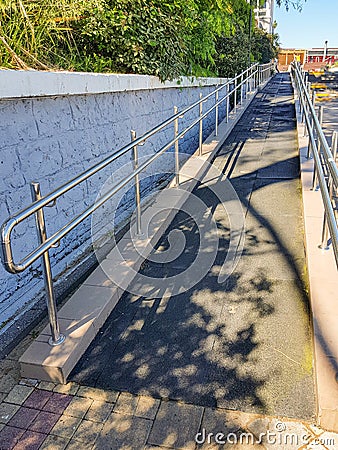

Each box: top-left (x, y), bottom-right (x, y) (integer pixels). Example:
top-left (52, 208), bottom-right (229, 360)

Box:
top-left (275, 0), bottom-right (305, 11)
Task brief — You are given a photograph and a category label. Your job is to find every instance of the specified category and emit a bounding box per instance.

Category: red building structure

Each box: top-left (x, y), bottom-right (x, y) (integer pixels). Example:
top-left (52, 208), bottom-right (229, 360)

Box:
top-left (278, 47), bottom-right (338, 72)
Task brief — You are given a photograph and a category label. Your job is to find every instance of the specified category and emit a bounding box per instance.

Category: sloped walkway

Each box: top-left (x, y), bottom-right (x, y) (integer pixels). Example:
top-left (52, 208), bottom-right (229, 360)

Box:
top-left (72, 74), bottom-right (315, 419)
top-left (2, 74), bottom-right (336, 450)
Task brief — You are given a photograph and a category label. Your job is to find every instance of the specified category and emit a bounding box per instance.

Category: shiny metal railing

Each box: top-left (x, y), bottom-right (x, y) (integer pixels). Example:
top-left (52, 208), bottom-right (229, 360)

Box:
top-left (1, 63), bottom-right (273, 345)
top-left (291, 61), bottom-right (338, 267)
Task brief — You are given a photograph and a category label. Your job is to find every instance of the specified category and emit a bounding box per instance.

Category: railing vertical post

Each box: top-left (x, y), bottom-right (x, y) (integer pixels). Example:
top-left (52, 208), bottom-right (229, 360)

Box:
top-left (303, 81), bottom-right (311, 136)
top-left (320, 131), bottom-right (337, 249)
top-left (312, 106), bottom-right (324, 190)
top-left (30, 182), bottom-right (65, 347)
top-left (226, 84), bottom-right (229, 123)
top-left (300, 82), bottom-right (306, 123)
top-left (131, 130), bottom-right (142, 235)
top-left (332, 130), bottom-right (338, 162)
top-left (174, 106), bottom-right (180, 186)
top-left (240, 73), bottom-right (243, 103)
top-left (215, 89), bottom-right (219, 136)
top-left (307, 89), bottom-right (316, 158)
top-left (199, 93), bottom-right (203, 156)
top-left (234, 75), bottom-right (237, 113)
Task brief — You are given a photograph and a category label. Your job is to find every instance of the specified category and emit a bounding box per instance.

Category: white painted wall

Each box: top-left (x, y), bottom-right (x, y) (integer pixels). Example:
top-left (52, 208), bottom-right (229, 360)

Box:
top-left (0, 70), bottom-right (228, 335)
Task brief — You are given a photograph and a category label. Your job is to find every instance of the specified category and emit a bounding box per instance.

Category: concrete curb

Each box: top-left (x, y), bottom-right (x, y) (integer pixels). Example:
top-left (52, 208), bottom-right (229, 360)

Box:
top-left (293, 89), bottom-right (338, 433)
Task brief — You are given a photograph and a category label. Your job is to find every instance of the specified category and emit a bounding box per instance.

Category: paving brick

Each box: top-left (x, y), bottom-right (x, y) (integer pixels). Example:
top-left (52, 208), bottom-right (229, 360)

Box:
top-left (135, 396), bottom-right (160, 420)
top-left (113, 392), bottom-right (138, 415)
top-left (63, 397), bottom-right (93, 418)
top-left (96, 413), bottom-right (152, 449)
top-left (0, 403), bottom-right (20, 424)
top-left (37, 382), bottom-right (56, 392)
top-left (19, 379), bottom-right (39, 388)
top-left (84, 400), bottom-right (114, 423)
top-left (53, 383), bottom-right (79, 396)
top-left (77, 386), bottom-right (118, 403)
top-left (43, 393), bottom-right (73, 414)
top-left (148, 401), bottom-right (204, 450)
top-left (71, 419), bottom-right (103, 445)
top-left (4, 385), bottom-right (34, 405)
top-left (23, 389), bottom-right (53, 410)
top-left (0, 425), bottom-right (25, 449)
top-left (39, 434), bottom-right (69, 450)
top-left (29, 411), bottom-right (61, 434)
top-left (13, 430), bottom-right (47, 450)
top-left (50, 414), bottom-right (82, 438)
top-left (8, 407), bottom-right (40, 429)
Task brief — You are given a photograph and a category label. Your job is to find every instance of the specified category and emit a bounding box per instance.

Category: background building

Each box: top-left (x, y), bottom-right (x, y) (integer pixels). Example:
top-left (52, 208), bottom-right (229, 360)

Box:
top-left (254, 0), bottom-right (275, 34)
top-left (278, 47), bottom-right (338, 71)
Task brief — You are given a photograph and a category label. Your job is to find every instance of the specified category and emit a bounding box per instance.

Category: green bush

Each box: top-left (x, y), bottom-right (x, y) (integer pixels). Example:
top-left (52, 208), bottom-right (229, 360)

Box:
top-left (0, 0), bottom-right (278, 80)
top-left (214, 29), bottom-right (279, 78)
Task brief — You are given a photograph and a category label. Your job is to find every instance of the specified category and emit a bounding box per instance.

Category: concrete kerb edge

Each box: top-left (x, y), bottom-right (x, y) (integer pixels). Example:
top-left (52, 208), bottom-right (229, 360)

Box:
top-left (292, 83), bottom-right (338, 433)
top-left (18, 82), bottom-right (263, 385)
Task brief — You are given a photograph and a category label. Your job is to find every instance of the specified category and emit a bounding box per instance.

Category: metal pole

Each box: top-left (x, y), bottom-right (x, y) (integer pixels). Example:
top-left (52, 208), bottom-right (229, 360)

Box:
top-left (307, 89), bottom-right (316, 158)
top-left (320, 131), bottom-right (337, 249)
top-left (199, 93), bottom-right (203, 156)
top-left (226, 85), bottom-right (229, 123)
top-left (303, 81), bottom-right (311, 136)
top-left (131, 130), bottom-right (142, 235)
top-left (30, 182), bottom-right (65, 346)
top-left (234, 75), bottom-right (237, 113)
top-left (332, 130), bottom-right (338, 162)
top-left (312, 105), bottom-right (324, 190)
top-left (215, 90), bottom-right (219, 136)
top-left (240, 73), bottom-right (243, 104)
top-left (174, 106), bottom-right (180, 186)
top-left (300, 84), bottom-right (305, 123)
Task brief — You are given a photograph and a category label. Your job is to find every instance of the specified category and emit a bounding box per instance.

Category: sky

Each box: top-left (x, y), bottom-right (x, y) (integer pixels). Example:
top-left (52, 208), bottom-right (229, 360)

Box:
top-left (274, 0), bottom-right (338, 49)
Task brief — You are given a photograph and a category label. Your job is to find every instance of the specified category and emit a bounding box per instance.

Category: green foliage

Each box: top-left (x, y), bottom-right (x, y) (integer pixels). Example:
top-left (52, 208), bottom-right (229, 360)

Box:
top-left (0, 0), bottom-right (97, 70)
top-left (214, 29), bottom-right (279, 78)
top-left (275, 0), bottom-right (305, 11)
top-left (251, 29), bottom-right (279, 63)
top-left (214, 32), bottom-right (251, 78)
top-left (71, 1), bottom-right (187, 80)
top-left (0, 0), bottom-right (278, 80)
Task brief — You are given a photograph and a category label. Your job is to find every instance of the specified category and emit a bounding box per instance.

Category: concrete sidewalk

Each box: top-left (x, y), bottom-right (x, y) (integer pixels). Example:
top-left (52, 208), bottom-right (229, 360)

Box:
top-left (0, 74), bottom-right (337, 449)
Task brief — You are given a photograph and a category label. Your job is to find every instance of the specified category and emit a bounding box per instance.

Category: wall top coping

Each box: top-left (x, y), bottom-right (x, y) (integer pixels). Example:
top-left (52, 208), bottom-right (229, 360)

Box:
top-left (0, 69), bottom-right (229, 99)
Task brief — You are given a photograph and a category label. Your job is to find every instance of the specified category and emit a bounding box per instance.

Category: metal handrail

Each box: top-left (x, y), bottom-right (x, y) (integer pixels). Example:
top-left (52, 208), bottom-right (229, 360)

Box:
top-left (291, 61), bottom-right (338, 267)
top-left (1, 62), bottom-right (273, 345)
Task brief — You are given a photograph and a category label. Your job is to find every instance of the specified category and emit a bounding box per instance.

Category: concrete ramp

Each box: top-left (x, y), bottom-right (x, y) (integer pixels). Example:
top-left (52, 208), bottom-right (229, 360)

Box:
top-left (70, 74), bottom-right (316, 420)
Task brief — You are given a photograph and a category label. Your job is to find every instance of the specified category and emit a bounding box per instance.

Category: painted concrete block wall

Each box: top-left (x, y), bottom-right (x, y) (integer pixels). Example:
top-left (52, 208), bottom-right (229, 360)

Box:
top-left (0, 71), bottom-right (228, 333)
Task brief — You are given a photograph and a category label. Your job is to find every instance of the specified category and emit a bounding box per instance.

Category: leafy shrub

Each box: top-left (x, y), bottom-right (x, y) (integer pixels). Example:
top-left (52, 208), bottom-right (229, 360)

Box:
top-left (0, 0), bottom-right (279, 80)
